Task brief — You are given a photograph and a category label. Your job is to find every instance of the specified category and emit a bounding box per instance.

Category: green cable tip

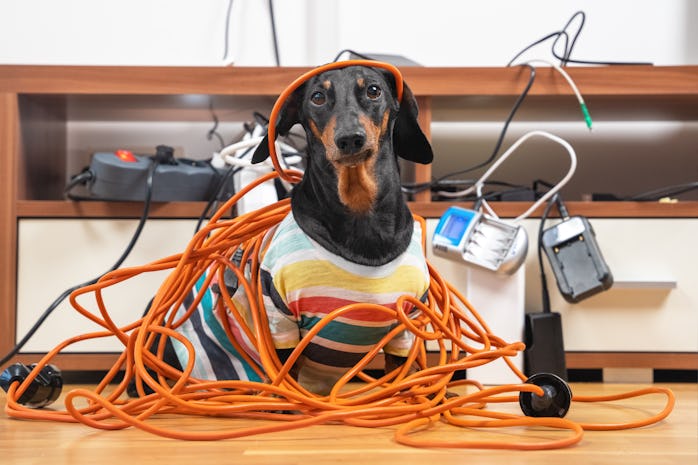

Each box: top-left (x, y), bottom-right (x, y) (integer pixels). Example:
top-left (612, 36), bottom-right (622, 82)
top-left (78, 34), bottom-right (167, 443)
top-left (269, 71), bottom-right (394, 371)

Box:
top-left (580, 102), bottom-right (593, 130)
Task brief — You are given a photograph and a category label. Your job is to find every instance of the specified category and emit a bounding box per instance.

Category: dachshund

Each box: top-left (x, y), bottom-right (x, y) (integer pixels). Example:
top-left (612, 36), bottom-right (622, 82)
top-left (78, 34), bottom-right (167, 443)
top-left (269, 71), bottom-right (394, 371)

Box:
top-left (133, 65), bottom-right (433, 397)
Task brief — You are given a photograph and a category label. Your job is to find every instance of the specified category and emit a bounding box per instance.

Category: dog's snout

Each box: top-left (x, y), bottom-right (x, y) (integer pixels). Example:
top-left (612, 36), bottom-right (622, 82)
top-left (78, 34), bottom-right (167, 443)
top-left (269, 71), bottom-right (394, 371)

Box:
top-left (335, 132), bottom-right (367, 155)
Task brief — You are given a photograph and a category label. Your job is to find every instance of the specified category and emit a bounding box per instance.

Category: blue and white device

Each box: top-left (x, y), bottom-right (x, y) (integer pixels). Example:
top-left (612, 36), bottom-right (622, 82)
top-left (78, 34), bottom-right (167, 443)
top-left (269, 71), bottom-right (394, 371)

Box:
top-left (432, 206), bottom-right (528, 275)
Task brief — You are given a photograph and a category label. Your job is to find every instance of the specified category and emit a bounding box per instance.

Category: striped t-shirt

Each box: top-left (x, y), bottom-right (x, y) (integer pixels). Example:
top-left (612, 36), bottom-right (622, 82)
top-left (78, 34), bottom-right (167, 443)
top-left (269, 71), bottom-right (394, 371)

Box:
top-left (170, 213), bottom-right (430, 391)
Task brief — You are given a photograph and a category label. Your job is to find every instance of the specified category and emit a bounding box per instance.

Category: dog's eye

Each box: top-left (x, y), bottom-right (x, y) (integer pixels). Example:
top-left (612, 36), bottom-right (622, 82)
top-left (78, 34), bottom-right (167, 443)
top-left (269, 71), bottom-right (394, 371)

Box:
top-left (366, 85), bottom-right (382, 100)
top-left (310, 91), bottom-right (326, 106)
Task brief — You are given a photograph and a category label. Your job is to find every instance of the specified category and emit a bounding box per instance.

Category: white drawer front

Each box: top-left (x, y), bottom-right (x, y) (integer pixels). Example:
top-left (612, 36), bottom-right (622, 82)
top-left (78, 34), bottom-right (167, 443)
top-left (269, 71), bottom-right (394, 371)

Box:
top-left (426, 218), bottom-right (698, 353)
top-left (16, 219), bottom-right (198, 352)
top-left (17, 217), bottom-right (698, 354)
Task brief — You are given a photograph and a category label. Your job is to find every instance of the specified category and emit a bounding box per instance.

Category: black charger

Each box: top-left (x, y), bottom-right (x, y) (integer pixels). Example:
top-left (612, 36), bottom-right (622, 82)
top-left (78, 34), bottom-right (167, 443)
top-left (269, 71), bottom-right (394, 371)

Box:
top-left (541, 214), bottom-right (613, 303)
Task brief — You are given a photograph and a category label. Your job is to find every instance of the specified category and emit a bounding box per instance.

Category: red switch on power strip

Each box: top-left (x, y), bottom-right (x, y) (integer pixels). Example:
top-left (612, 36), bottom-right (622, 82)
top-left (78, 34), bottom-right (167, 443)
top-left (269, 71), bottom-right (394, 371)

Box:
top-left (115, 149), bottom-right (137, 163)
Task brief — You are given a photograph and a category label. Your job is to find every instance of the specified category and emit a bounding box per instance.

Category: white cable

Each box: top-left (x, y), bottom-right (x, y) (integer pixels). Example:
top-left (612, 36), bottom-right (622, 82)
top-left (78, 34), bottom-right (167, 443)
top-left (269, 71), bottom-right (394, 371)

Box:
top-left (475, 183), bottom-right (499, 218)
top-left (219, 136), bottom-right (265, 158)
top-left (523, 59), bottom-right (584, 105)
top-left (514, 59), bottom-right (593, 130)
top-left (457, 130), bottom-right (577, 223)
top-left (435, 188), bottom-right (474, 198)
top-left (214, 137), bottom-right (303, 170)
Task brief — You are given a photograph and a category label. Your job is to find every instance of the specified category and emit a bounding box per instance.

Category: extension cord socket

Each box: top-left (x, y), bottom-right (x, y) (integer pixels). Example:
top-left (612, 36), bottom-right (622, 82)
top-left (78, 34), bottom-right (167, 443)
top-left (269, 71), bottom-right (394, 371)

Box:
top-left (88, 150), bottom-right (220, 202)
top-left (231, 126), bottom-right (280, 215)
top-left (233, 165), bottom-right (278, 215)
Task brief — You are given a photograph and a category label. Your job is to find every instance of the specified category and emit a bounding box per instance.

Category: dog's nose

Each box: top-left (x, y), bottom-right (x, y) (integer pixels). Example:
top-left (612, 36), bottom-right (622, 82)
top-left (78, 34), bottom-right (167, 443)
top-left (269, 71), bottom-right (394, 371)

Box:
top-left (335, 132), bottom-right (366, 155)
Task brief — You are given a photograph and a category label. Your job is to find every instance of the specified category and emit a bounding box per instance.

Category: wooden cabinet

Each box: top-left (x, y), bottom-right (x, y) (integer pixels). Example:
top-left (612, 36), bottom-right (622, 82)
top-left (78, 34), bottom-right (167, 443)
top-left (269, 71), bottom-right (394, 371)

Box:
top-left (1, 65), bottom-right (697, 371)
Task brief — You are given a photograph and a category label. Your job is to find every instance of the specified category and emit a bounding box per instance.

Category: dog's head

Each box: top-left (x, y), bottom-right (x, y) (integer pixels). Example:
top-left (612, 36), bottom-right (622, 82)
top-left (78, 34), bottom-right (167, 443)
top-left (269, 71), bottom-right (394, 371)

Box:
top-left (252, 65), bottom-right (432, 213)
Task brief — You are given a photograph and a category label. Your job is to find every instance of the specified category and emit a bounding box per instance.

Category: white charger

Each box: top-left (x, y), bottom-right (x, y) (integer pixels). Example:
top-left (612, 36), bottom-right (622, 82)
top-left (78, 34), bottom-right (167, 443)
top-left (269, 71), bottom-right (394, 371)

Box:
top-left (432, 206), bottom-right (528, 275)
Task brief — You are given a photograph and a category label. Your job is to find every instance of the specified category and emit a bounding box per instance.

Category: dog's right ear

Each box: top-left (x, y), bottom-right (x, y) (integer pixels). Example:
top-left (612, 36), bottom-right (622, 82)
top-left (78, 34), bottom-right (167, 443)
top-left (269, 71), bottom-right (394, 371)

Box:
top-left (251, 85), bottom-right (305, 164)
top-left (392, 83), bottom-right (434, 165)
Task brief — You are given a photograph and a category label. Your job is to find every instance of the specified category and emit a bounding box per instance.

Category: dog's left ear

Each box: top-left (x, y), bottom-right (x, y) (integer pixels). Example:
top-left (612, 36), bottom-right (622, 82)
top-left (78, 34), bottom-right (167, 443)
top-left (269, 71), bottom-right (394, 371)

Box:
top-left (251, 85), bottom-right (304, 164)
top-left (392, 82), bottom-right (434, 164)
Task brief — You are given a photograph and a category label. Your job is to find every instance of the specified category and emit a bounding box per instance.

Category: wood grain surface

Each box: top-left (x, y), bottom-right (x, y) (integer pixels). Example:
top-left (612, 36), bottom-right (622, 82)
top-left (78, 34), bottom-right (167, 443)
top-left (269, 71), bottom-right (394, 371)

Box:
top-left (1, 382), bottom-right (695, 465)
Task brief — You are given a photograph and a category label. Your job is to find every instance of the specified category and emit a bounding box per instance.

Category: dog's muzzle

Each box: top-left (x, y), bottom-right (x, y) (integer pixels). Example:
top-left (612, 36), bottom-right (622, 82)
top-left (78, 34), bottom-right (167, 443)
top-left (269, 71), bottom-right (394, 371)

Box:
top-left (335, 131), bottom-right (367, 155)
top-left (333, 131), bottom-right (374, 167)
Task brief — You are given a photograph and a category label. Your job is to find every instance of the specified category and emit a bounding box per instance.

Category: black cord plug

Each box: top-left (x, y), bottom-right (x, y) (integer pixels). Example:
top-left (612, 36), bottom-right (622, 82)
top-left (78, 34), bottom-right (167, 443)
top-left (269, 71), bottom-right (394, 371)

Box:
top-left (537, 193), bottom-right (561, 314)
top-left (554, 195), bottom-right (570, 220)
top-left (64, 168), bottom-right (96, 199)
top-left (153, 144), bottom-right (176, 165)
top-left (0, 363), bottom-right (63, 408)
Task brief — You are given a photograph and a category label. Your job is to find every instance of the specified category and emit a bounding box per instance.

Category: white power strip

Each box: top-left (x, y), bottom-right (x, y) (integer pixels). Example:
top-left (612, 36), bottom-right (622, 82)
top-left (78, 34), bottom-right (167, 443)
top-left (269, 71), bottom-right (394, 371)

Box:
top-left (427, 218), bottom-right (526, 385)
top-left (212, 126), bottom-right (303, 216)
top-left (463, 265), bottom-right (525, 385)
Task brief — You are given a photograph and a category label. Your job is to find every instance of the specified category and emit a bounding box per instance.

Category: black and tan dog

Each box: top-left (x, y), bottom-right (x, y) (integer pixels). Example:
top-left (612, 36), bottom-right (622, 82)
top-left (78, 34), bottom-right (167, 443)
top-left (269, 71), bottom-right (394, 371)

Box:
top-left (252, 65), bottom-right (432, 265)
top-left (136, 65), bottom-right (434, 396)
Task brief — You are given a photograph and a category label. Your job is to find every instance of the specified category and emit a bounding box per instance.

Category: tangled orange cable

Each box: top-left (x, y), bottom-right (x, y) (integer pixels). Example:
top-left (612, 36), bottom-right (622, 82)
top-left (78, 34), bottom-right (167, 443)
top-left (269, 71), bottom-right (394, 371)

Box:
top-left (3, 169), bottom-right (675, 449)
top-left (4, 62), bottom-right (675, 450)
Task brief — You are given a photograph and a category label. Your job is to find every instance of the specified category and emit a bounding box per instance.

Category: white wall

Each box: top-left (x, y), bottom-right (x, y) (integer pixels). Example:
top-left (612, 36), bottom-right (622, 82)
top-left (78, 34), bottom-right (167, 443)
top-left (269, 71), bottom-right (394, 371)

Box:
top-left (0, 0), bottom-right (695, 66)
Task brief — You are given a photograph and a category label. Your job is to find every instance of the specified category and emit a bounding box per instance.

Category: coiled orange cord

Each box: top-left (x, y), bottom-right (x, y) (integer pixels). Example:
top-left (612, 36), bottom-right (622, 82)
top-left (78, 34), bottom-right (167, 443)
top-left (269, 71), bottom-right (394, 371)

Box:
top-left (3, 169), bottom-right (675, 448)
top-left (3, 62), bottom-right (675, 449)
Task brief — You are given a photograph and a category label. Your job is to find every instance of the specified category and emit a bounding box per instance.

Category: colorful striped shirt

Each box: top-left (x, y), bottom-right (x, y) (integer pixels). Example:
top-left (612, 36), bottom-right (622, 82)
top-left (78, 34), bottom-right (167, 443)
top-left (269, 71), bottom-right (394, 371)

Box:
top-left (170, 213), bottom-right (430, 391)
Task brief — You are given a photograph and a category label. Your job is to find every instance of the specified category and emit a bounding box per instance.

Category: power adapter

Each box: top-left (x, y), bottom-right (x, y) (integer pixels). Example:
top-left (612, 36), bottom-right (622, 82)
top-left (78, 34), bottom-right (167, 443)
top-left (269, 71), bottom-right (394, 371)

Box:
top-left (432, 206), bottom-right (528, 275)
top-left (524, 311), bottom-right (567, 380)
top-left (541, 216), bottom-right (613, 303)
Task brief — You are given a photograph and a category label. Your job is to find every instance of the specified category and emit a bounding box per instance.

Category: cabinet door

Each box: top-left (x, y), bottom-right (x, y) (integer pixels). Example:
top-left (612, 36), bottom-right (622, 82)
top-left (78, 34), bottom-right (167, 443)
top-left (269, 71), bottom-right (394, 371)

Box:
top-left (522, 218), bottom-right (698, 352)
top-left (426, 218), bottom-right (698, 353)
top-left (16, 219), bottom-right (198, 352)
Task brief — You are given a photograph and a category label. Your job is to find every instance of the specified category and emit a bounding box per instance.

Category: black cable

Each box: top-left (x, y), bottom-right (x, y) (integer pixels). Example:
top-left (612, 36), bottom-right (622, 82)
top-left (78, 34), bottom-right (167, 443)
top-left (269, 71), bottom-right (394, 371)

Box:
top-left (557, 11), bottom-right (584, 66)
top-left (268, 0), bottom-right (280, 66)
top-left (507, 31), bottom-right (565, 67)
top-left (592, 182), bottom-right (698, 202)
top-left (401, 64), bottom-right (537, 195)
top-left (630, 181), bottom-right (698, 201)
top-left (537, 194), bottom-right (559, 314)
top-left (554, 194), bottom-right (570, 219)
top-left (207, 100), bottom-right (225, 150)
top-left (222, 0), bottom-right (234, 61)
top-left (63, 169), bottom-right (96, 199)
top-left (437, 65), bottom-right (536, 178)
top-left (332, 49), bottom-right (372, 62)
top-left (0, 162), bottom-right (159, 369)
top-left (195, 163), bottom-right (239, 233)
top-left (536, 193), bottom-right (572, 315)
top-left (509, 10), bottom-right (652, 67)
top-left (430, 180), bottom-right (537, 202)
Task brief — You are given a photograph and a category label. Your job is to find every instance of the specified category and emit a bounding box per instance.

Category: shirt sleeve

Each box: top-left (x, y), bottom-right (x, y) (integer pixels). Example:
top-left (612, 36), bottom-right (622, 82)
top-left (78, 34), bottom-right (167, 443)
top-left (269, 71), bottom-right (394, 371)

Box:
top-left (383, 326), bottom-right (417, 357)
top-left (260, 268), bottom-right (300, 350)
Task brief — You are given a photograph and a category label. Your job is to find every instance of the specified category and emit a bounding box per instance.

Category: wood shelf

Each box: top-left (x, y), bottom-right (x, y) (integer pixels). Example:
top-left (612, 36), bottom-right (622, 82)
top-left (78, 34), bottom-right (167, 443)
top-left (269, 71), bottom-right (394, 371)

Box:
top-left (16, 200), bottom-right (217, 219)
top-left (1, 65), bottom-right (696, 97)
top-left (15, 200), bottom-right (698, 219)
top-left (2, 65), bottom-right (697, 368)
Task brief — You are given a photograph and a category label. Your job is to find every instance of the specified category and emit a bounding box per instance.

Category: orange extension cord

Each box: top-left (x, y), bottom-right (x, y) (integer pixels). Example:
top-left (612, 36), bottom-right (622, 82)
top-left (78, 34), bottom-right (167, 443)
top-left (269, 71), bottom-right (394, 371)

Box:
top-left (4, 62), bottom-right (675, 450)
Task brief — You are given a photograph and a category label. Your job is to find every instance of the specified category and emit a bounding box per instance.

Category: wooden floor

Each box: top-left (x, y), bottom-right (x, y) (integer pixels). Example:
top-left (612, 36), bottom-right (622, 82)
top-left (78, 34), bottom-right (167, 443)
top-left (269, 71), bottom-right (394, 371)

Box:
top-left (1, 382), bottom-right (696, 465)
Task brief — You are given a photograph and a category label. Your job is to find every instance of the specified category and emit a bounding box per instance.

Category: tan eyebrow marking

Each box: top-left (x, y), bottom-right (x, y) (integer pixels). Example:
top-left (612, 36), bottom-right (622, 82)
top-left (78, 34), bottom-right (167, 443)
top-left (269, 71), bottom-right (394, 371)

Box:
top-left (322, 80), bottom-right (332, 90)
top-left (357, 78), bottom-right (365, 88)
